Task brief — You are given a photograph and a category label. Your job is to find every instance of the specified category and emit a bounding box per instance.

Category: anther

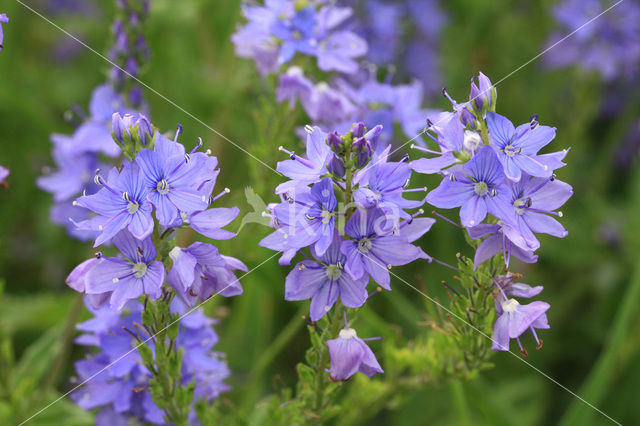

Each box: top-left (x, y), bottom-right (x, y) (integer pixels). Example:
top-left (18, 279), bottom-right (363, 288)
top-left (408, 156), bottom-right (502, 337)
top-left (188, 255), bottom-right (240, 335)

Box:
top-left (174, 123), bottom-right (183, 141)
top-left (304, 124), bottom-right (314, 134)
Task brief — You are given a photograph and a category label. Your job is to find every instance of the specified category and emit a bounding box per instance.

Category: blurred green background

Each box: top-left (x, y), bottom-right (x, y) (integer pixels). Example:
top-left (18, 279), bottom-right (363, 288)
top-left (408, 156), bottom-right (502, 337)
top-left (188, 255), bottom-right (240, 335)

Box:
top-left (1, 0), bottom-right (639, 424)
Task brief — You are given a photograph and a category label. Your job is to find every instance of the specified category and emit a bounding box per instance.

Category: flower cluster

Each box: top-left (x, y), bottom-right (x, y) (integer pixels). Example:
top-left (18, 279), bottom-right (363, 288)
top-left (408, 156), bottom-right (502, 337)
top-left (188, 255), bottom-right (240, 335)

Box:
top-left (66, 119), bottom-right (245, 310)
top-left (37, 0), bottom-right (149, 240)
top-left (232, 0), bottom-right (366, 75)
top-left (545, 0), bottom-right (640, 81)
top-left (71, 298), bottom-right (230, 425)
top-left (233, 0), bottom-right (435, 145)
top-left (346, 0), bottom-right (448, 94)
top-left (37, 86), bottom-right (133, 240)
top-left (260, 121), bottom-right (434, 379)
top-left (109, 0), bottom-right (151, 107)
top-left (412, 72), bottom-right (573, 352)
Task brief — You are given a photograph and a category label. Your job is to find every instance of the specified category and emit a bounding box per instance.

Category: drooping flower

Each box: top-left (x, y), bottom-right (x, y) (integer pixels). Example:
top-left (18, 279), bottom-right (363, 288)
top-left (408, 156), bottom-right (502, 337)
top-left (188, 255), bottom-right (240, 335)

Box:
top-left (468, 222), bottom-right (538, 269)
top-left (84, 230), bottom-right (164, 310)
top-left (426, 146), bottom-right (516, 228)
top-left (168, 242), bottom-right (245, 306)
top-left (76, 161), bottom-right (154, 246)
top-left (491, 297), bottom-right (550, 353)
top-left (341, 207), bottom-right (430, 289)
top-left (285, 231), bottom-right (369, 321)
top-left (326, 326), bottom-right (383, 381)
top-left (486, 112), bottom-right (567, 182)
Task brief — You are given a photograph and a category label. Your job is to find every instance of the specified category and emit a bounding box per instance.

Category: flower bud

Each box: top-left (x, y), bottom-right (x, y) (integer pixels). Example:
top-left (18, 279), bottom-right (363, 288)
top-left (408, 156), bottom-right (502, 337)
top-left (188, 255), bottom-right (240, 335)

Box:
top-left (327, 154), bottom-right (345, 176)
top-left (351, 122), bottom-right (365, 138)
top-left (111, 112), bottom-right (134, 146)
top-left (327, 131), bottom-right (344, 152)
top-left (136, 114), bottom-right (152, 146)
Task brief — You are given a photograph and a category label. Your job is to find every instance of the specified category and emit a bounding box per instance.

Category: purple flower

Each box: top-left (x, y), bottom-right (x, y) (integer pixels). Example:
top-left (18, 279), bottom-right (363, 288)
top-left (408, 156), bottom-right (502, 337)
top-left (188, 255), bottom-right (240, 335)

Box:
top-left (492, 297), bottom-right (550, 353)
top-left (66, 258), bottom-right (110, 309)
top-left (0, 14), bottom-right (8, 52)
top-left (468, 222), bottom-right (538, 269)
top-left (545, 0), bottom-right (640, 81)
top-left (469, 72), bottom-right (495, 112)
top-left (276, 66), bottom-right (314, 108)
top-left (72, 298), bottom-right (229, 422)
top-left (73, 85), bottom-right (130, 157)
top-left (185, 206), bottom-right (239, 240)
top-left (76, 162), bottom-right (154, 246)
top-left (354, 159), bottom-right (425, 214)
top-left (326, 327), bottom-right (383, 381)
top-left (136, 133), bottom-right (209, 226)
top-left (285, 232), bottom-right (369, 321)
top-left (0, 165), bottom-right (9, 186)
top-left (341, 208), bottom-right (429, 289)
top-left (316, 30), bottom-right (367, 74)
top-left (410, 111), bottom-right (466, 175)
top-left (508, 174), bottom-right (573, 248)
top-left (486, 112), bottom-right (567, 182)
top-left (270, 6), bottom-right (318, 64)
top-left (267, 177), bottom-right (337, 255)
top-left (84, 230), bottom-right (164, 310)
top-left (37, 148), bottom-right (100, 202)
top-left (168, 242), bottom-right (245, 306)
top-left (426, 146), bottom-right (516, 228)
top-left (275, 126), bottom-right (331, 193)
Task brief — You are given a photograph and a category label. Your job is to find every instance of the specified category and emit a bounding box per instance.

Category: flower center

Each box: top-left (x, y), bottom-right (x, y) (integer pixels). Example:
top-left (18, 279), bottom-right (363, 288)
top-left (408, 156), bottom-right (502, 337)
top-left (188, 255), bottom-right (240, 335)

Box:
top-left (325, 263), bottom-right (342, 280)
top-left (127, 200), bottom-right (140, 214)
top-left (132, 262), bottom-right (147, 278)
top-left (501, 298), bottom-right (520, 313)
top-left (358, 238), bottom-right (372, 253)
top-left (338, 328), bottom-right (357, 339)
top-left (474, 181), bottom-right (489, 196)
top-left (503, 144), bottom-right (521, 158)
top-left (513, 198), bottom-right (527, 215)
top-left (156, 179), bottom-right (170, 195)
top-left (321, 210), bottom-right (333, 224)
